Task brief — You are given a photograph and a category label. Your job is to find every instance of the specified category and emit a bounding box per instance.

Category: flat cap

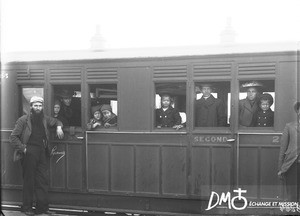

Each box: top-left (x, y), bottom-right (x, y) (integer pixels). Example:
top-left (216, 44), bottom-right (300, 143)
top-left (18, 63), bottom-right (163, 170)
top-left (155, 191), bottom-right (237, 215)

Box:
top-left (30, 96), bottom-right (44, 104)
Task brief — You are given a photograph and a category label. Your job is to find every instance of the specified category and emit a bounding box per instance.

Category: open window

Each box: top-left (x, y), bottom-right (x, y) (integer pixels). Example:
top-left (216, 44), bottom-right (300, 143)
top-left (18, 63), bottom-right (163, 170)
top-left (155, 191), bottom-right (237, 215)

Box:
top-left (239, 80), bottom-right (275, 128)
top-left (88, 84), bottom-right (118, 130)
top-left (20, 87), bottom-right (44, 115)
top-left (154, 83), bottom-right (186, 129)
top-left (53, 85), bottom-right (81, 127)
top-left (194, 81), bottom-right (230, 128)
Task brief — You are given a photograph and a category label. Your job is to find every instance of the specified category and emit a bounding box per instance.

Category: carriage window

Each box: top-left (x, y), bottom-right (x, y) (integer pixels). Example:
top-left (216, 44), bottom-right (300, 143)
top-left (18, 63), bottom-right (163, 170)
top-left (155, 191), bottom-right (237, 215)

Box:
top-left (53, 85), bottom-right (81, 127)
top-left (21, 87), bottom-right (44, 115)
top-left (194, 82), bottom-right (230, 127)
top-left (239, 80), bottom-right (275, 127)
top-left (88, 84), bottom-right (118, 130)
top-left (155, 83), bottom-right (186, 130)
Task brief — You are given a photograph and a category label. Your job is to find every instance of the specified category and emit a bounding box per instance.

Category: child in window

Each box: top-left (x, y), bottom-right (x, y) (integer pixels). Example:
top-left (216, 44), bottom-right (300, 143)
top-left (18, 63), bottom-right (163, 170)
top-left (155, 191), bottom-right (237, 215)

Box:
top-left (87, 105), bottom-right (102, 130)
top-left (254, 93), bottom-right (274, 127)
top-left (101, 104), bottom-right (117, 128)
top-left (156, 94), bottom-right (183, 130)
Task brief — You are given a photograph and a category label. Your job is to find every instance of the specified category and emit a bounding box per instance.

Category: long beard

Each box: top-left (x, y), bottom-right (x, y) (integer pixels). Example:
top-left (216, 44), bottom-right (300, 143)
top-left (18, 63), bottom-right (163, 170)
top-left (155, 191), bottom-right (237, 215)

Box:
top-left (31, 109), bottom-right (44, 124)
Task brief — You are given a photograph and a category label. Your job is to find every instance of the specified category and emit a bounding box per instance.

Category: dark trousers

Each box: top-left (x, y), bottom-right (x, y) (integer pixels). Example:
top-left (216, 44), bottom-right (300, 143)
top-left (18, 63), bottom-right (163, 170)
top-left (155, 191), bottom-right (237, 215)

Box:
top-left (285, 159), bottom-right (300, 202)
top-left (21, 145), bottom-right (49, 213)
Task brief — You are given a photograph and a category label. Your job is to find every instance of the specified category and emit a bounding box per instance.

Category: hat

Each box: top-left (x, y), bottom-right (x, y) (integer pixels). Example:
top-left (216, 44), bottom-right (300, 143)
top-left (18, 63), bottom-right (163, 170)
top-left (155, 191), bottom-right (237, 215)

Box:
top-left (100, 104), bottom-right (112, 112)
top-left (91, 105), bottom-right (101, 114)
top-left (294, 101), bottom-right (300, 112)
top-left (58, 89), bottom-right (73, 99)
top-left (240, 81), bottom-right (263, 91)
top-left (54, 100), bottom-right (61, 106)
top-left (30, 96), bottom-right (44, 104)
top-left (259, 93), bottom-right (273, 106)
top-left (199, 83), bottom-right (214, 88)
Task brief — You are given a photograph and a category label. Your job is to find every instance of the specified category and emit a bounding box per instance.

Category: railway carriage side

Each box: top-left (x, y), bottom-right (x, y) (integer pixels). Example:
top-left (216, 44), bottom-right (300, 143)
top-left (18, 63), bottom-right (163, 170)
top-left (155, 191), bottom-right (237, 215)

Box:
top-left (1, 50), bottom-right (299, 215)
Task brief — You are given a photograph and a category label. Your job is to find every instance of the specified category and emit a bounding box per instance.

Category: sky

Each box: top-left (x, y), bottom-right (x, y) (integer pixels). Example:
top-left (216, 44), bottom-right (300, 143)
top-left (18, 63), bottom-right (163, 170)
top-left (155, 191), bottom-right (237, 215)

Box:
top-left (1, 0), bottom-right (300, 53)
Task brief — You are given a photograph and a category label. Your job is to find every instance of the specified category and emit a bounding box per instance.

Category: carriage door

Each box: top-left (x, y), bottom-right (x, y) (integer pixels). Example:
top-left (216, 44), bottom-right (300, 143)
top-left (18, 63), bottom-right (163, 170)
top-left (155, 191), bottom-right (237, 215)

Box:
top-left (236, 74), bottom-right (281, 201)
top-left (191, 62), bottom-right (235, 198)
top-left (48, 69), bottom-right (85, 195)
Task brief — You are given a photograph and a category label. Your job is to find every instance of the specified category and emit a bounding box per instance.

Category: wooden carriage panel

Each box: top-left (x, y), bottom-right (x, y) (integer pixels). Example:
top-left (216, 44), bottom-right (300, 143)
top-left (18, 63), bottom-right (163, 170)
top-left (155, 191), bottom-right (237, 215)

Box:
top-left (238, 134), bottom-right (281, 200)
top-left (239, 147), bottom-right (259, 198)
top-left (49, 67), bottom-right (82, 82)
top-left (135, 146), bottom-right (160, 194)
top-left (86, 133), bottom-right (188, 196)
top-left (66, 144), bottom-right (83, 190)
top-left (162, 146), bottom-right (187, 195)
top-left (87, 144), bottom-right (109, 191)
top-left (111, 145), bottom-right (134, 192)
top-left (14, 64), bottom-right (45, 83)
top-left (50, 143), bottom-right (66, 189)
top-left (260, 147), bottom-right (281, 199)
top-left (191, 146), bottom-right (211, 196)
top-left (86, 64), bottom-right (118, 82)
top-left (276, 61), bottom-right (298, 128)
top-left (193, 62), bottom-right (232, 79)
top-left (1, 132), bottom-right (23, 187)
top-left (1, 70), bottom-right (18, 129)
top-left (118, 67), bottom-right (152, 131)
top-left (191, 134), bottom-right (233, 197)
top-left (211, 146), bottom-right (232, 193)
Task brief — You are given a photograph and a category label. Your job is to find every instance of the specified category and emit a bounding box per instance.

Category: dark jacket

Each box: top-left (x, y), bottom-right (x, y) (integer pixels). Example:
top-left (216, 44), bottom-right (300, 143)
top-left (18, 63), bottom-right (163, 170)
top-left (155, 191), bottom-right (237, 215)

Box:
top-left (103, 113), bottom-right (117, 126)
top-left (55, 114), bottom-right (69, 127)
top-left (195, 95), bottom-right (227, 127)
top-left (9, 113), bottom-right (63, 161)
top-left (156, 107), bottom-right (181, 127)
top-left (278, 122), bottom-right (300, 173)
top-left (87, 118), bottom-right (102, 130)
top-left (239, 98), bottom-right (259, 127)
top-left (254, 109), bottom-right (274, 127)
top-left (60, 98), bottom-right (81, 126)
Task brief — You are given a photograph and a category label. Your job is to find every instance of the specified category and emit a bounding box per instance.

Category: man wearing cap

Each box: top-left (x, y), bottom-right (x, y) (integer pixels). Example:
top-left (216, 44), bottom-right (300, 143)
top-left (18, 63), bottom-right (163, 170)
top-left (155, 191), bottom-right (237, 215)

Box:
top-left (278, 102), bottom-right (300, 202)
top-left (239, 81), bottom-right (262, 127)
top-left (10, 96), bottom-right (64, 215)
top-left (195, 83), bottom-right (227, 127)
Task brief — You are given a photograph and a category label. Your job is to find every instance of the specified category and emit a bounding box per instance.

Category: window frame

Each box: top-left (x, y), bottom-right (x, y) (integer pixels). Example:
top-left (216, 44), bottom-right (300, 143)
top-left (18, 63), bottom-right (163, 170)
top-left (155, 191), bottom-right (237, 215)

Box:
top-left (87, 82), bottom-right (119, 131)
top-left (192, 80), bottom-right (232, 132)
top-left (237, 78), bottom-right (276, 131)
top-left (153, 81), bottom-right (188, 132)
top-left (19, 85), bottom-right (44, 116)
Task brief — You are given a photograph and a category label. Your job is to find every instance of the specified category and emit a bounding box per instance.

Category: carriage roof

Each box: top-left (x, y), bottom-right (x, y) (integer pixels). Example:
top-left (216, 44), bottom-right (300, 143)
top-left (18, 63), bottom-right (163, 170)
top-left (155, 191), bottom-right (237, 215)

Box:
top-left (2, 41), bottom-right (299, 63)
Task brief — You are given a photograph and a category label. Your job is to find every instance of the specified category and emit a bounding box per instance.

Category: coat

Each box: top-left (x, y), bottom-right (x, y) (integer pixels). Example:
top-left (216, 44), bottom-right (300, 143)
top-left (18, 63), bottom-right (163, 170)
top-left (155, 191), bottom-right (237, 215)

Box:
top-left (9, 113), bottom-right (63, 161)
top-left (156, 107), bottom-right (181, 127)
top-left (278, 122), bottom-right (300, 173)
top-left (254, 109), bottom-right (274, 127)
top-left (103, 113), bottom-right (117, 126)
top-left (239, 98), bottom-right (259, 127)
top-left (195, 95), bottom-right (227, 127)
top-left (87, 118), bottom-right (102, 130)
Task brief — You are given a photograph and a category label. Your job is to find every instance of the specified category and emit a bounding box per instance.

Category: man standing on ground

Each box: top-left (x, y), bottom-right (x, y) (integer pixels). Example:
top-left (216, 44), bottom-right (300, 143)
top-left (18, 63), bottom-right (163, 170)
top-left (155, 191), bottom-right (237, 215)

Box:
top-left (10, 96), bottom-right (64, 215)
top-left (278, 101), bottom-right (300, 202)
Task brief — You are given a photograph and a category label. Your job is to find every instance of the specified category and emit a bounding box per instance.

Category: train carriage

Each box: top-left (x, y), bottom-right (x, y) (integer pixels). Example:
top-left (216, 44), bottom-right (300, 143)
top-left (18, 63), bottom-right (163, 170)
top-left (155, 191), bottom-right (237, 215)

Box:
top-left (1, 42), bottom-right (299, 215)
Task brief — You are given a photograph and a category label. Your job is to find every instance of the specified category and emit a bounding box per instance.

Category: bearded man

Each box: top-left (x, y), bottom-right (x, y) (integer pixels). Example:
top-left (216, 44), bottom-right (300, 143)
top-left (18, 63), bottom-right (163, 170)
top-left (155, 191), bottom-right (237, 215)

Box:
top-left (10, 96), bottom-right (64, 215)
